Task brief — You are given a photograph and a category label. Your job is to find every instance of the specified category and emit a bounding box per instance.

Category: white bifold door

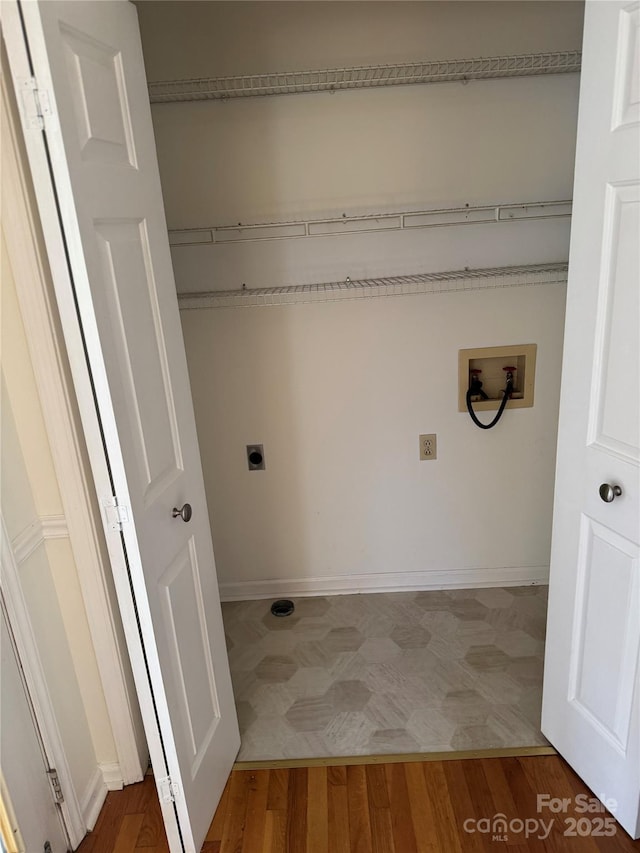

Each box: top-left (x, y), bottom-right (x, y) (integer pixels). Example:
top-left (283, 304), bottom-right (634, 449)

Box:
top-left (542, 0), bottom-right (640, 840)
top-left (2, 2), bottom-right (239, 851)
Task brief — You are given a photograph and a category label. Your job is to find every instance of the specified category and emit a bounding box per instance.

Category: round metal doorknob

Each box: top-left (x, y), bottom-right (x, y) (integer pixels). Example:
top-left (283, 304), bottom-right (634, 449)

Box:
top-left (599, 483), bottom-right (622, 503)
top-left (172, 503), bottom-right (193, 522)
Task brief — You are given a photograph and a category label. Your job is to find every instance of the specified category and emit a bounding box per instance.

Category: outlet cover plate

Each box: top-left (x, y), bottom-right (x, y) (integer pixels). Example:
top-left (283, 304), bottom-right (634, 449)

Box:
top-left (419, 434), bottom-right (437, 461)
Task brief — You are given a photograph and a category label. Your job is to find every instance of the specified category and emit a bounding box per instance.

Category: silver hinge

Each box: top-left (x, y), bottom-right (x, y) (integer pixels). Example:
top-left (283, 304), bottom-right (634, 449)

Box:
top-left (47, 769), bottom-right (64, 804)
top-left (157, 775), bottom-right (180, 804)
top-left (102, 496), bottom-right (130, 531)
top-left (18, 77), bottom-right (52, 130)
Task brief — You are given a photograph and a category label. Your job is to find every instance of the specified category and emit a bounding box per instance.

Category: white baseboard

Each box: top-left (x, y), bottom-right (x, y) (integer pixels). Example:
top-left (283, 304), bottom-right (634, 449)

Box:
top-left (219, 565), bottom-right (549, 601)
top-left (100, 761), bottom-right (124, 791)
top-left (79, 762), bottom-right (123, 829)
top-left (80, 767), bottom-right (107, 831)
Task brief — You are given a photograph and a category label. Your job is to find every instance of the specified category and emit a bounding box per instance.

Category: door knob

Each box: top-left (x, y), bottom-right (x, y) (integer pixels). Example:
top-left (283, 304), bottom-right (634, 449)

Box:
top-left (172, 503), bottom-right (193, 522)
top-left (599, 483), bottom-right (622, 503)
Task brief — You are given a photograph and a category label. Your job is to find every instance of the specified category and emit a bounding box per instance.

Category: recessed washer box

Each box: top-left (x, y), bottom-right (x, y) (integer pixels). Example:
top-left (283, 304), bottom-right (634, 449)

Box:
top-left (458, 344), bottom-right (537, 412)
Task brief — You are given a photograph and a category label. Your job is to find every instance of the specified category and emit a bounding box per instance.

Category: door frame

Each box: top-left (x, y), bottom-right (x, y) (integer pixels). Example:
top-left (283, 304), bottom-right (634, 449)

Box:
top-left (1, 55), bottom-right (146, 791)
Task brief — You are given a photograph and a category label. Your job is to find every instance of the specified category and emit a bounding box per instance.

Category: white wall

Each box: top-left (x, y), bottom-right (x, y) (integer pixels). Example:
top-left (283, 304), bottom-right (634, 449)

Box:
top-left (155, 76), bottom-right (580, 232)
top-left (182, 283), bottom-right (566, 595)
top-left (136, 1), bottom-right (583, 594)
top-left (160, 73), bottom-right (579, 292)
top-left (137, 1), bottom-right (585, 81)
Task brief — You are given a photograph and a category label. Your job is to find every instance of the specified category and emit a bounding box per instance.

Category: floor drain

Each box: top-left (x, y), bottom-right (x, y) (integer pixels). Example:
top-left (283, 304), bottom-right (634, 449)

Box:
top-left (270, 599), bottom-right (295, 617)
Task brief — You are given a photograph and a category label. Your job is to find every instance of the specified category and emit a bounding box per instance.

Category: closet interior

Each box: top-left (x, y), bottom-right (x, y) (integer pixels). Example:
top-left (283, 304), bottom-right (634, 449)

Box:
top-left (135, 0), bottom-right (584, 761)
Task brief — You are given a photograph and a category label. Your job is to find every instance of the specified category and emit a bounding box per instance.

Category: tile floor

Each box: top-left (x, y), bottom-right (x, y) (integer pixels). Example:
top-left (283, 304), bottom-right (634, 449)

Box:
top-left (222, 585), bottom-right (549, 761)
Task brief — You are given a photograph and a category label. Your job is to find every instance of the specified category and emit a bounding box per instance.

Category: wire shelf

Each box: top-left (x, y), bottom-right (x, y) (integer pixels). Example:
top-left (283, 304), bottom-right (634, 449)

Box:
top-left (177, 262), bottom-right (569, 310)
top-left (149, 51), bottom-right (581, 103)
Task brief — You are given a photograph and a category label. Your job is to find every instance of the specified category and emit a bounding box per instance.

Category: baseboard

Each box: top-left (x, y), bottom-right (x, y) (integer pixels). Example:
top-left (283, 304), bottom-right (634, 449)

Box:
top-left (79, 763), bottom-right (123, 829)
top-left (80, 767), bottom-right (107, 831)
top-left (219, 565), bottom-right (549, 601)
top-left (100, 761), bottom-right (124, 791)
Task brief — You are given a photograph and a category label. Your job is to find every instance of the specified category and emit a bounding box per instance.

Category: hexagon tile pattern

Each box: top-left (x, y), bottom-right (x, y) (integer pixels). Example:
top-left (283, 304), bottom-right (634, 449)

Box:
top-left (221, 586), bottom-right (549, 761)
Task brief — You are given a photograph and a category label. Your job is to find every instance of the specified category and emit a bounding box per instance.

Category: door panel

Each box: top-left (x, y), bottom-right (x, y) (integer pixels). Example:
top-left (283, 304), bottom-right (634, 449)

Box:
top-left (59, 22), bottom-right (137, 167)
top-left (543, 0), bottom-right (640, 839)
top-left (612, 3), bottom-right (639, 130)
top-left (4, 2), bottom-right (240, 850)
top-left (93, 217), bottom-right (184, 500)
top-left (590, 184), bottom-right (639, 457)
top-left (568, 517), bottom-right (639, 749)
top-left (160, 537), bottom-right (222, 778)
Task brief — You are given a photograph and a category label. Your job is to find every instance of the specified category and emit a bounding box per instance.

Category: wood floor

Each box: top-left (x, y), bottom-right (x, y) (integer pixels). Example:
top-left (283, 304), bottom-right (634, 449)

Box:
top-left (77, 755), bottom-right (640, 852)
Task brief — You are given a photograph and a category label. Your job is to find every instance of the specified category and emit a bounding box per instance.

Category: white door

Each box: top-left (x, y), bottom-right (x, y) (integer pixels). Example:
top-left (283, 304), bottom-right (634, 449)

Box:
top-left (542, 0), bottom-right (640, 839)
top-left (1, 613), bottom-right (69, 853)
top-left (3, 2), bottom-right (240, 851)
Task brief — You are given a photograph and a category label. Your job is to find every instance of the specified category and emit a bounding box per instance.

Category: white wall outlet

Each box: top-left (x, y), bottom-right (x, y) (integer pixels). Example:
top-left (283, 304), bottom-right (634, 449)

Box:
top-left (419, 433), bottom-right (437, 461)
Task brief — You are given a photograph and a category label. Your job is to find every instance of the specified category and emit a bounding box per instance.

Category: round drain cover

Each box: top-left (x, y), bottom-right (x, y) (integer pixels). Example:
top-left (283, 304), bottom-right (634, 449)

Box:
top-left (271, 599), bottom-right (295, 617)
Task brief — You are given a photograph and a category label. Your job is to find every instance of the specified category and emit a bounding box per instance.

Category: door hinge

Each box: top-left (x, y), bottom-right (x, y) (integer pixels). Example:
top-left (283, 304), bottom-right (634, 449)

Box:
top-left (157, 775), bottom-right (180, 804)
top-left (47, 769), bottom-right (64, 804)
top-left (102, 496), bottom-right (130, 531)
top-left (18, 77), bottom-right (53, 130)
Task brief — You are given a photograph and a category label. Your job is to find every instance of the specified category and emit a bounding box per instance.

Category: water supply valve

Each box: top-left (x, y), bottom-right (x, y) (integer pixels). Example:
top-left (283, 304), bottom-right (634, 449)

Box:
top-left (469, 368), bottom-right (489, 401)
top-left (503, 365), bottom-right (517, 395)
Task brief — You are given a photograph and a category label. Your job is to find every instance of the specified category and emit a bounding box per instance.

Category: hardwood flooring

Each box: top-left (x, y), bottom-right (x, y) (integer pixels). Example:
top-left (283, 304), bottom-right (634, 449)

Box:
top-left (77, 755), bottom-right (640, 852)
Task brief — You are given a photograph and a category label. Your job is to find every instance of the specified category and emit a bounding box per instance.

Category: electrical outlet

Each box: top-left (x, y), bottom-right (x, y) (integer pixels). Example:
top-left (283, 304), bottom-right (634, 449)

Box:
top-left (419, 434), bottom-right (437, 461)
